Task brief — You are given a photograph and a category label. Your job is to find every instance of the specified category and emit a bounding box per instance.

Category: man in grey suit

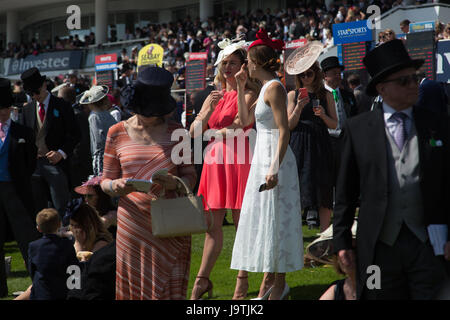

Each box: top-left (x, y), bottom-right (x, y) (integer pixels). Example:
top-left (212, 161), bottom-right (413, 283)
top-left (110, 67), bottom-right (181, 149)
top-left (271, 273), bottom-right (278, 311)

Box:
top-left (334, 40), bottom-right (450, 300)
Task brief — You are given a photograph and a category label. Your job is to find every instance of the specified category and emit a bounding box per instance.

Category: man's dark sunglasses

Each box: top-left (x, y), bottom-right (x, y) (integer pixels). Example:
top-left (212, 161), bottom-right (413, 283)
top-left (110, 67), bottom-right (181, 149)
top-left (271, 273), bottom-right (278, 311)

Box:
top-left (25, 88), bottom-right (41, 96)
top-left (381, 73), bottom-right (420, 87)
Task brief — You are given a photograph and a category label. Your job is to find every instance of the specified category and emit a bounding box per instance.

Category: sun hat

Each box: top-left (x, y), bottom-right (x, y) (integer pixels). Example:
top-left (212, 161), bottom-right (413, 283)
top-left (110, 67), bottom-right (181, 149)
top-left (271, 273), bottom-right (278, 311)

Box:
top-left (284, 41), bottom-right (324, 75)
top-left (74, 175), bottom-right (103, 195)
top-left (79, 85), bottom-right (109, 105)
top-left (214, 38), bottom-right (247, 66)
top-left (305, 219), bottom-right (357, 265)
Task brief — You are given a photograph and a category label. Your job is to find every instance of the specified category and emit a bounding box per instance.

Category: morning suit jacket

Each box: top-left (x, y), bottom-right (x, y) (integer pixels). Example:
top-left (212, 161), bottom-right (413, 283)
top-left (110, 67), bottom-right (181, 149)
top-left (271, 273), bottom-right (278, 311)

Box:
top-left (6, 121), bottom-right (37, 215)
top-left (417, 79), bottom-right (448, 115)
top-left (339, 88), bottom-right (359, 119)
top-left (20, 93), bottom-right (81, 173)
top-left (333, 104), bottom-right (450, 298)
top-left (28, 234), bottom-right (79, 300)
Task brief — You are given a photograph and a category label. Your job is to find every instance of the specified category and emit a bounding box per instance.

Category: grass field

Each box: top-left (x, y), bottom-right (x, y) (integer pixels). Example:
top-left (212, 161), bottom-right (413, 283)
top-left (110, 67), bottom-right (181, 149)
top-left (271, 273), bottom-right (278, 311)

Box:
top-left (2, 213), bottom-right (342, 300)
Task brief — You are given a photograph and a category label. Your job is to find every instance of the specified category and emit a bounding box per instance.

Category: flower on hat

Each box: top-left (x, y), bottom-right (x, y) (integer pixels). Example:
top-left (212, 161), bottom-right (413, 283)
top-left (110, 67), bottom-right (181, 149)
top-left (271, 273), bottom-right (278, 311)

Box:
top-left (214, 38), bottom-right (247, 66)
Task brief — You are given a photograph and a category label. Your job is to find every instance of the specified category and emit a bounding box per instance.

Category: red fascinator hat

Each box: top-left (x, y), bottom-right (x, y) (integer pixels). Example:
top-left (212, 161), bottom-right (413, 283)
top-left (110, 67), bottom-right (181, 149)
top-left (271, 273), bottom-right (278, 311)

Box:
top-left (248, 29), bottom-right (284, 51)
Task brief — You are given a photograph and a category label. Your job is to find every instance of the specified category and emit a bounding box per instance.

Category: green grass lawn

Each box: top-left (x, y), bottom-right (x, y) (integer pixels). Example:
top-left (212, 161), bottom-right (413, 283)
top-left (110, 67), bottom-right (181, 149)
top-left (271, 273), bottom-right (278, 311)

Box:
top-left (2, 213), bottom-right (342, 300)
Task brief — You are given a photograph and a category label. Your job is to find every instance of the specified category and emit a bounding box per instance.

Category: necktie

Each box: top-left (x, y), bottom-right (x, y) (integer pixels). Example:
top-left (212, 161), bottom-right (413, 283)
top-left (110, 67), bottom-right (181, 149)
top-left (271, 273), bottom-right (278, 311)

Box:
top-left (0, 123), bottom-right (5, 143)
top-left (39, 103), bottom-right (45, 123)
top-left (391, 112), bottom-right (408, 150)
top-left (332, 89), bottom-right (339, 103)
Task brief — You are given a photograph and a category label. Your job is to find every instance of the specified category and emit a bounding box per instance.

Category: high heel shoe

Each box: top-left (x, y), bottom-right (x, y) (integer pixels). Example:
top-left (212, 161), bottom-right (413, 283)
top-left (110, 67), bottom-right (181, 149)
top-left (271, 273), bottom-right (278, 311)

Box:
top-left (280, 283), bottom-right (290, 300)
top-left (190, 276), bottom-right (213, 300)
top-left (232, 276), bottom-right (248, 300)
top-left (251, 286), bottom-right (273, 300)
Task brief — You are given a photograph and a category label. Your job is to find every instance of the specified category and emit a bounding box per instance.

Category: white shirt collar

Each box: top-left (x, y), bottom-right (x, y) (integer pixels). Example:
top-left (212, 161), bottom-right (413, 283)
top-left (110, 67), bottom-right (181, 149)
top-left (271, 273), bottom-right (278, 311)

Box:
top-left (382, 101), bottom-right (413, 122)
top-left (38, 91), bottom-right (51, 111)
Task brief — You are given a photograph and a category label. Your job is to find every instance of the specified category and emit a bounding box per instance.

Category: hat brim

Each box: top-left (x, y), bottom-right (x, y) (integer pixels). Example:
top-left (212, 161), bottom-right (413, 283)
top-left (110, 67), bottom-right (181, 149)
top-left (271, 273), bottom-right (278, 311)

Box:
top-left (23, 75), bottom-right (46, 92)
top-left (74, 185), bottom-right (96, 195)
top-left (131, 94), bottom-right (177, 117)
top-left (284, 41), bottom-right (323, 75)
top-left (322, 64), bottom-right (345, 73)
top-left (79, 85), bottom-right (109, 104)
top-left (366, 59), bottom-right (424, 96)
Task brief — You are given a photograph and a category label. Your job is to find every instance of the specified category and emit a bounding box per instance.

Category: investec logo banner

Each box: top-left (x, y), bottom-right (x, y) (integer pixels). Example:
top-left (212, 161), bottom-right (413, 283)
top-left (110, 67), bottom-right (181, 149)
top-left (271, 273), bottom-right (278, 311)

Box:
top-left (7, 51), bottom-right (83, 76)
top-left (333, 20), bottom-right (373, 45)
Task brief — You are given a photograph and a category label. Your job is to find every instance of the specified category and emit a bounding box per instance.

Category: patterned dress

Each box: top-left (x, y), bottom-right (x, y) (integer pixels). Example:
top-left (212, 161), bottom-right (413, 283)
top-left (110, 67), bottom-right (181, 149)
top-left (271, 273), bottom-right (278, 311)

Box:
top-left (102, 120), bottom-right (197, 300)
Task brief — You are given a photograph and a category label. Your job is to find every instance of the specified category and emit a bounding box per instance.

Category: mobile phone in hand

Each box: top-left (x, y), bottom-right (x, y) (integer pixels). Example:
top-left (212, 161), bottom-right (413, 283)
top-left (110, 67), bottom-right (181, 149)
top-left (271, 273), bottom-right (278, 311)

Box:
top-left (299, 88), bottom-right (308, 99)
top-left (259, 183), bottom-right (267, 192)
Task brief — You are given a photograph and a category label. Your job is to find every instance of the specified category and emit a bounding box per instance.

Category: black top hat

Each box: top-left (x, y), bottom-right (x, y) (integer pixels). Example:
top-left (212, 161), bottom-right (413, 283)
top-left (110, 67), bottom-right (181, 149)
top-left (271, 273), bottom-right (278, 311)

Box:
top-left (320, 56), bottom-right (345, 73)
top-left (129, 66), bottom-right (176, 117)
top-left (0, 78), bottom-right (14, 109)
top-left (20, 67), bottom-right (46, 93)
top-left (363, 39), bottom-right (424, 96)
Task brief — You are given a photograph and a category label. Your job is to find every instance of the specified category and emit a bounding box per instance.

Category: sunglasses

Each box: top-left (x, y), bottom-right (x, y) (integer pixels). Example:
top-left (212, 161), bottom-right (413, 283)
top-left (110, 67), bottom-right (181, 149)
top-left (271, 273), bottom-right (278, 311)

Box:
top-left (26, 88), bottom-right (40, 96)
top-left (299, 70), bottom-right (314, 79)
top-left (381, 74), bottom-right (420, 87)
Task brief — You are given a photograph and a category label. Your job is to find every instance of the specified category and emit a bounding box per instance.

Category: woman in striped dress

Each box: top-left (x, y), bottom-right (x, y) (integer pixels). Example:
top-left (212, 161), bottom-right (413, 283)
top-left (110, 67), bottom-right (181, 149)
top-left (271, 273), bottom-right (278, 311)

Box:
top-left (101, 67), bottom-right (196, 300)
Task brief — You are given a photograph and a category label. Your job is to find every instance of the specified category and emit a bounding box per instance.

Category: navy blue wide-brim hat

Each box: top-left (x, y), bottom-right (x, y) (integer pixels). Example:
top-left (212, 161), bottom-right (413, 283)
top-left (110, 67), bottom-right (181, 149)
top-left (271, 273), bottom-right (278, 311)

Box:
top-left (0, 78), bottom-right (14, 109)
top-left (128, 66), bottom-right (176, 117)
top-left (363, 39), bottom-right (424, 96)
top-left (20, 67), bottom-right (46, 93)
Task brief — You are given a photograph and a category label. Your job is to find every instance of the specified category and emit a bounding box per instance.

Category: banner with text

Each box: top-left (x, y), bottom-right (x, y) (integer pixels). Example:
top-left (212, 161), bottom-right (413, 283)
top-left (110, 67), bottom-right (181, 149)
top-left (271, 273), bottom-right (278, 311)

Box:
top-left (6, 50), bottom-right (83, 76)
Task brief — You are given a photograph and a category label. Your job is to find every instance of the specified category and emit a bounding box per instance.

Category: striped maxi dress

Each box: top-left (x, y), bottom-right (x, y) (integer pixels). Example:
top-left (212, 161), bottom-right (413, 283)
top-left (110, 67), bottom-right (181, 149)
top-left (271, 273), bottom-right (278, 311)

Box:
top-left (102, 120), bottom-right (197, 300)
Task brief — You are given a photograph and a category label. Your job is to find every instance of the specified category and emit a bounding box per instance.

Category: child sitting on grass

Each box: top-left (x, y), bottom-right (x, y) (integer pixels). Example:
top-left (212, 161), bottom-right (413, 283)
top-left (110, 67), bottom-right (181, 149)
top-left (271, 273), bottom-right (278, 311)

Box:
top-left (15, 208), bottom-right (79, 300)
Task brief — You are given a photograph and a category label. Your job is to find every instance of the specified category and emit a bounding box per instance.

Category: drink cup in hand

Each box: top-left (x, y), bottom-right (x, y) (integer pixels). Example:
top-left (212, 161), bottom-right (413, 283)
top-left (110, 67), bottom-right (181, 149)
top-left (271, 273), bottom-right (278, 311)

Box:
top-left (312, 99), bottom-right (320, 111)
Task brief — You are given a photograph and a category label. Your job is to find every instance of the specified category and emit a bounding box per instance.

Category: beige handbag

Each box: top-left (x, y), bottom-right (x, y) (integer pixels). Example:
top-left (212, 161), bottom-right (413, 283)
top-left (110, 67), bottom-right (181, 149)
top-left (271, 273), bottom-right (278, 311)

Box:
top-left (151, 176), bottom-right (213, 238)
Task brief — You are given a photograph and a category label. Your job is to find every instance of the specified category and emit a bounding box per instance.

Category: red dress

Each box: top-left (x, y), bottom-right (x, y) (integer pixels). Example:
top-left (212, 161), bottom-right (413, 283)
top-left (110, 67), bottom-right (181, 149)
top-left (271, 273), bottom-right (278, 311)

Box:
top-left (197, 90), bottom-right (253, 210)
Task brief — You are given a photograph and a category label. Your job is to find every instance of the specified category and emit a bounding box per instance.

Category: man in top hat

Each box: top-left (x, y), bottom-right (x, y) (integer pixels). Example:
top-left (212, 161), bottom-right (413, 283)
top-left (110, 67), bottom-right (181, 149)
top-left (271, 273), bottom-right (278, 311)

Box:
top-left (0, 78), bottom-right (40, 297)
top-left (19, 67), bottom-right (81, 220)
top-left (333, 39), bottom-right (450, 300)
top-left (321, 56), bottom-right (358, 189)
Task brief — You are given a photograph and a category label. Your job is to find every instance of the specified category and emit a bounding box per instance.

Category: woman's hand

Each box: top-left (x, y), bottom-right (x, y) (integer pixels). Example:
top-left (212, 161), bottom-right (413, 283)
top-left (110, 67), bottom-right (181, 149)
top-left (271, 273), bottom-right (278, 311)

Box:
top-left (295, 95), bottom-right (310, 113)
top-left (235, 64), bottom-right (248, 90)
top-left (313, 104), bottom-right (326, 118)
top-left (112, 178), bottom-right (136, 196)
top-left (205, 90), bottom-right (223, 112)
top-left (152, 173), bottom-right (178, 191)
top-left (265, 174), bottom-right (278, 190)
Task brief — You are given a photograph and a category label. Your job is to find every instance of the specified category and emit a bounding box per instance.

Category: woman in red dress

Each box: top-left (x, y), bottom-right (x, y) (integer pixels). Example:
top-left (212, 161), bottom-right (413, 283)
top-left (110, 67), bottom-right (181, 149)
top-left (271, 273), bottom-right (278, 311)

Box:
top-left (189, 41), bottom-right (260, 300)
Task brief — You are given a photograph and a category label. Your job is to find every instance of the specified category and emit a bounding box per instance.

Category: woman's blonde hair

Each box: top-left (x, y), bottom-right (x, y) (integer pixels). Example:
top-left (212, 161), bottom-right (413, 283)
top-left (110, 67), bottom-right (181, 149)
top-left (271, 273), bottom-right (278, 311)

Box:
top-left (70, 203), bottom-right (112, 251)
top-left (216, 48), bottom-right (261, 94)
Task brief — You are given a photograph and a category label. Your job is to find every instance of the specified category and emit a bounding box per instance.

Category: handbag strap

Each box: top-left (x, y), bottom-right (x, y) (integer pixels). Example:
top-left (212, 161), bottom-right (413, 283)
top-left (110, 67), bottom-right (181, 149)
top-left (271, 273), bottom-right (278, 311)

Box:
top-left (160, 175), bottom-right (215, 233)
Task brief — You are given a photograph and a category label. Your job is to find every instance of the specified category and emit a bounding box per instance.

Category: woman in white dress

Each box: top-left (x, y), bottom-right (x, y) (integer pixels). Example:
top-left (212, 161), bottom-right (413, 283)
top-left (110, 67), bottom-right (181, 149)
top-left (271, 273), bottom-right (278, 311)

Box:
top-left (230, 29), bottom-right (303, 300)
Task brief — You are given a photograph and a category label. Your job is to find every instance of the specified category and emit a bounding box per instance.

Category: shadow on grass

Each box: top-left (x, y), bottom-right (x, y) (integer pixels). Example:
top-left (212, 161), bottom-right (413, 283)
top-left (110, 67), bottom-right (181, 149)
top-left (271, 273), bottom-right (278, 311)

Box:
top-left (244, 284), bottom-right (331, 300)
top-left (8, 271), bottom-right (29, 278)
top-left (290, 284), bottom-right (330, 300)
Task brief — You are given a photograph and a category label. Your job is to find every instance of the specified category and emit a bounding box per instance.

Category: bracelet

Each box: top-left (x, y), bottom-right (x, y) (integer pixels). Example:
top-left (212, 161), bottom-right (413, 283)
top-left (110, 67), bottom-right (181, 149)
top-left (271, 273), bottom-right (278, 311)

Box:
top-left (109, 180), bottom-right (114, 194)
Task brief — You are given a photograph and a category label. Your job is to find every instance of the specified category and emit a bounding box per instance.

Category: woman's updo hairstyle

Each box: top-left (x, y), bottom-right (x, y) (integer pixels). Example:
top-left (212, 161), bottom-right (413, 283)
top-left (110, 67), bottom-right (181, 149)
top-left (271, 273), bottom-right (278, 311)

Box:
top-left (248, 45), bottom-right (281, 73)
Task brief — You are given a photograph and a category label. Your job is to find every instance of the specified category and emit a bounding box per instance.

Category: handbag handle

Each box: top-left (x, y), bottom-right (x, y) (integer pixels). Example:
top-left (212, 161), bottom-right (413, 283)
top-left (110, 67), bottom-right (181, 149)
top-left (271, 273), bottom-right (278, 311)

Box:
top-left (158, 175), bottom-right (215, 233)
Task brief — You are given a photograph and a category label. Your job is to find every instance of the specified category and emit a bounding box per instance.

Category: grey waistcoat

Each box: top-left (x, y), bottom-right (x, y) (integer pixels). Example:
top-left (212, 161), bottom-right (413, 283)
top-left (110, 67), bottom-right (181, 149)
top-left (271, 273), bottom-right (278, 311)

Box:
top-left (378, 123), bottom-right (428, 246)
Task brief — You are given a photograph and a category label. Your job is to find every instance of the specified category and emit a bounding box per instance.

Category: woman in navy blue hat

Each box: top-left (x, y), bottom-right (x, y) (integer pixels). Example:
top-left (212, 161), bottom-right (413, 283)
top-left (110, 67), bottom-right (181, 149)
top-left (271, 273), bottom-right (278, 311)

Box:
top-left (100, 66), bottom-right (197, 300)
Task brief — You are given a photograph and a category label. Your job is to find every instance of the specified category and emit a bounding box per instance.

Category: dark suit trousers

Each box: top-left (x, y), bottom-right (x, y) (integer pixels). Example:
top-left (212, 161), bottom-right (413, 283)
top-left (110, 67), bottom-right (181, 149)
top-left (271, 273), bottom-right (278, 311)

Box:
top-left (32, 158), bottom-right (70, 221)
top-left (0, 181), bottom-right (40, 297)
top-left (362, 224), bottom-right (447, 300)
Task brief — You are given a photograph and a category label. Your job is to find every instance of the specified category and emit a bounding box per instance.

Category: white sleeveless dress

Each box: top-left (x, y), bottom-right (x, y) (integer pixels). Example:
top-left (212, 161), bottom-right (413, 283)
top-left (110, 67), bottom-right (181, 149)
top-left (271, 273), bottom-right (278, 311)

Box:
top-left (230, 79), bottom-right (303, 273)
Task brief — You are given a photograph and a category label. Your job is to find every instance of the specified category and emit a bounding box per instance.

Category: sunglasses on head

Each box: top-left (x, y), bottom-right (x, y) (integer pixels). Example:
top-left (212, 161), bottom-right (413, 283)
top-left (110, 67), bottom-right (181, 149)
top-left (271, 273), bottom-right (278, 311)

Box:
top-left (299, 70), bottom-right (314, 79)
top-left (381, 73), bottom-right (420, 87)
